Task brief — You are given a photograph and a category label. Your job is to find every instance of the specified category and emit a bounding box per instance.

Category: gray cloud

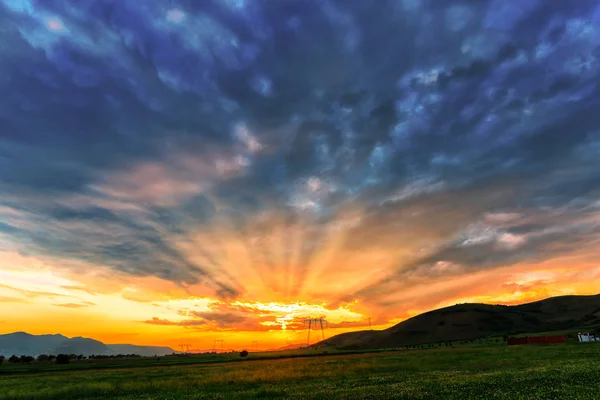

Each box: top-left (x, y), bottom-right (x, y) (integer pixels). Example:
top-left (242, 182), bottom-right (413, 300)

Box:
top-left (191, 311), bottom-right (247, 326)
top-left (1, 0), bottom-right (600, 303)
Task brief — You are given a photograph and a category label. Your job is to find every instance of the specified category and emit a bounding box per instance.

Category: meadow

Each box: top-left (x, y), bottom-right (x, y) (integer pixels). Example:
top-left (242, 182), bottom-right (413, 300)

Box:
top-left (1, 343), bottom-right (599, 399)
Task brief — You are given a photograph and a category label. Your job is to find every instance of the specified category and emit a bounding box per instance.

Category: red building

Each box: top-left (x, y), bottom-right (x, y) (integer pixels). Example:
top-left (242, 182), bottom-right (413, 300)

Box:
top-left (507, 335), bottom-right (568, 345)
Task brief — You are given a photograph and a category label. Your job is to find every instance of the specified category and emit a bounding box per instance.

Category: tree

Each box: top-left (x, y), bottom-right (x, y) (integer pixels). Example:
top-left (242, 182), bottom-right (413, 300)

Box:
top-left (239, 350), bottom-right (249, 358)
top-left (20, 355), bottom-right (34, 363)
top-left (0, 355), bottom-right (5, 365)
top-left (56, 354), bottom-right (70, 364)
top-left (37, 354), bottom-right (50, 362)
top-left (8, 355), bottom-right (19, 363)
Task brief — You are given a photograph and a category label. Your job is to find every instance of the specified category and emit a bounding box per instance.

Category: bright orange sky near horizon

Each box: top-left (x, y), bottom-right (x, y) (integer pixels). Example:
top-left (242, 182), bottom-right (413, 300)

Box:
top-left (2, 245), bottom-right (599, 351)
top-left (2, 0), bottom-right (600, 352)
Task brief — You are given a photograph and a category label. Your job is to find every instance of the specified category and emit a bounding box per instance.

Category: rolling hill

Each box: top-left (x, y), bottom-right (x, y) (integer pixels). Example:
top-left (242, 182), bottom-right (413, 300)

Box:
top-left (319, 294), bottom-right (600, 350)
top-left (0, 332), bottom-right (175, 357)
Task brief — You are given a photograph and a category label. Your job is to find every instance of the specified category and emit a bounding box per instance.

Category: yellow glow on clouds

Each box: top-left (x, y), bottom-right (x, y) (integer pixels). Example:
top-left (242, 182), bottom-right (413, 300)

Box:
top-left (231, 300), bottom-right (364, 330)
top-left (1, 247), bottom-right (599, 350)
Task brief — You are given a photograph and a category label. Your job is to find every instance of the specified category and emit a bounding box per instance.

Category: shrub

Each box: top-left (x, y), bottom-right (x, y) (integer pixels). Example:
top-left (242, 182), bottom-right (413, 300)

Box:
top-left (240, 350), bottom-right (249, 358)
top-left (0, 355), bottom-right (4, 365)
top-left (56, 354), bottom-right (70, 364)
top-left (8, 355), bottom-right (19, 363)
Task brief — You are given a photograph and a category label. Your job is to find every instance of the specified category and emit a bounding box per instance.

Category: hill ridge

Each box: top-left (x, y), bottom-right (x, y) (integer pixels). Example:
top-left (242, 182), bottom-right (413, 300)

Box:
top-left (319, 294), bottom-right (600, 350)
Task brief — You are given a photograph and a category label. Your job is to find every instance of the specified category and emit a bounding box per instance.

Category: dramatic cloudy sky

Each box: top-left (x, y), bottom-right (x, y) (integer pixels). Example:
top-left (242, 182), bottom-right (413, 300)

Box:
top-left (1, 0), bottom-right (600, 350)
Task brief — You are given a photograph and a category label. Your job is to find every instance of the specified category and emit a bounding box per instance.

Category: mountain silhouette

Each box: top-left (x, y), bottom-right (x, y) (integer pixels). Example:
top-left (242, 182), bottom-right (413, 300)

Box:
top-left (0, 332), bottom-right (175, 357)
top-left (0, 332), bottom-right (68, 356)
top-left (52, 337), bottom-right (110, 355)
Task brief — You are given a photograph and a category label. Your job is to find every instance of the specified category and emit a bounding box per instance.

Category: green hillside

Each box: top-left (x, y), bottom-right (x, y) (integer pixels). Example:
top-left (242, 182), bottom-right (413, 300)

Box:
top-left (320, 294), bottom-right (600, 349)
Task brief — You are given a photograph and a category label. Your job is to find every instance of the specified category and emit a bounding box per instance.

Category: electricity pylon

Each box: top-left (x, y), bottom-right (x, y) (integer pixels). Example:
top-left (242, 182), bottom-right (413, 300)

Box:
top-left (178, 344), bottom-right (191, 352)
top-left (213, 339), bottom-right (224, 353)
top-left (303, 317), bottom-right (328, 347)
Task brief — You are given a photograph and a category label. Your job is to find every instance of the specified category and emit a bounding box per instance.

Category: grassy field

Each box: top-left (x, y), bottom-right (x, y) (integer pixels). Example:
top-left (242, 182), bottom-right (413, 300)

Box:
top-left (1, 343), bottom-right (599, 399)
top-left (0, 336), bottom-right (516, 374)
top-left (0, 348), bottom-right (371, 374)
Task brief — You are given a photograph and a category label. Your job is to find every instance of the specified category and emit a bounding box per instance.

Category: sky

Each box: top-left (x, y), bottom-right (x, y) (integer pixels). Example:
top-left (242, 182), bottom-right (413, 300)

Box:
top-left (1, 0), bottom-right (600, 351)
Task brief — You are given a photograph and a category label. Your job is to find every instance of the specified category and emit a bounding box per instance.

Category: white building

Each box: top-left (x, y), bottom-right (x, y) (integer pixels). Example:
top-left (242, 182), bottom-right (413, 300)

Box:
top-left (577, 333), bottom-right (600, 342)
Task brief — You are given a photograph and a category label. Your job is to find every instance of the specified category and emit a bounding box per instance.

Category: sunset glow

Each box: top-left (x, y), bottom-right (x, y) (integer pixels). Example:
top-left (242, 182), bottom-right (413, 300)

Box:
top-left (1, 0), bottom-right (600, 352)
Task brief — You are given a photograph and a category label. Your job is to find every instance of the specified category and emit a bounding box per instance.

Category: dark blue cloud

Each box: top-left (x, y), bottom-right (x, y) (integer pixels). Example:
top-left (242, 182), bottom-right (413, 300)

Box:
top-left (1, 0), bottom-right (600, 300)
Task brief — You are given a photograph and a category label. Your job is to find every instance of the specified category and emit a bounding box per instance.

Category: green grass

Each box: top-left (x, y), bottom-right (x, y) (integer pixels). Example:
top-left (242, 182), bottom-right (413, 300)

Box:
top-left (0, 338), bottom-right (508, 375)
top-left (0, 348), bottom-right (366, 374)
top-left (1, 343), bottom-right (599, 399)
top-left (512, 324), bottom-right (600, 338)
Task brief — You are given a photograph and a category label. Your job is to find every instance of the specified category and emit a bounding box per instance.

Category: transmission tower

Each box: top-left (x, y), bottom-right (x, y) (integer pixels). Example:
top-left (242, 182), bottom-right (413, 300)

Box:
top-left (303, 317), bottom-right (328, 347)
top-left (178, 343), bottom-right (192, 353)
top-left (213, 339), bottom-right (225, 353)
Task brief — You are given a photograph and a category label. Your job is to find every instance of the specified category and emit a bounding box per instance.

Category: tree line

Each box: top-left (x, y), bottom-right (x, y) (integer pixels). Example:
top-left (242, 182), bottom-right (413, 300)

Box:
top-left (0, 353), bottom-right (142, 365)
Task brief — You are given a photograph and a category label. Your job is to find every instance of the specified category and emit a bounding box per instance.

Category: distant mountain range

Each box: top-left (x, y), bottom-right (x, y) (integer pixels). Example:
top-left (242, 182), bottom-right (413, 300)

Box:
top-left (0, 332), bottom-right (175, 357)
top-left (266, 343), bottom-right (306, 351)
top-left (319, 294), bottom-right (600, 350)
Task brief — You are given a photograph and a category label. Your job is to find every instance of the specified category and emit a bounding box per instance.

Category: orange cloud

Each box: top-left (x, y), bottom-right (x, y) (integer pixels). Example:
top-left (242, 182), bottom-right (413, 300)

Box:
top-left (144, 317), bottom-right (206, 327)
top-left (53, 302), bottom-right (95, 309)
top-left (1, 185), bottom-right (599, 351)
top-left (0, 296), bottom-right (30, 304)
